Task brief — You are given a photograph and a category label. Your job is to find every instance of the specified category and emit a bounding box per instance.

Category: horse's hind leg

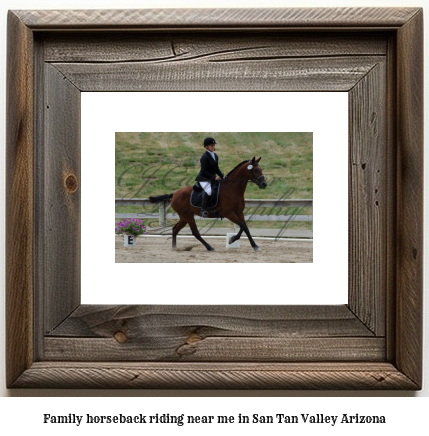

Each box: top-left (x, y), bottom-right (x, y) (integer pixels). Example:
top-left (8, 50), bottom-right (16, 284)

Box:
top-left (172, 219), bottom-right (188, 250)
top-left (188, 218), bottom-right (215, 251)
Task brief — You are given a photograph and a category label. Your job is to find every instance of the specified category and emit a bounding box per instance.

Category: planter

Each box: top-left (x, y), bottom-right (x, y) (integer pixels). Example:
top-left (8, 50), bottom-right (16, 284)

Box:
top-left (123, 234), bottom-right (137, 247)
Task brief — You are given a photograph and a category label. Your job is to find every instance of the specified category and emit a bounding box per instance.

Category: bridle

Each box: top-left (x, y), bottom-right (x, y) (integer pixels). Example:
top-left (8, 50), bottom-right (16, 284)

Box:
top-left (220, 160), bottom-right (266, 186)
top-left (247, 160), bottom-right (266, 185)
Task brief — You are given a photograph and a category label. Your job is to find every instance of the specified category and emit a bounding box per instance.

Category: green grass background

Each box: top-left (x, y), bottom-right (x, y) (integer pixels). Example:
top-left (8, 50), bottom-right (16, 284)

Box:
top-left (115, 132), bottom-right (312, 229)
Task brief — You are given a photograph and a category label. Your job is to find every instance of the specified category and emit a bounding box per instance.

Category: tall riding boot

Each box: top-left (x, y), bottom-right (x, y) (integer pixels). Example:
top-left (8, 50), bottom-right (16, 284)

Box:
top-left (201, 192), bottom-right (210, 218)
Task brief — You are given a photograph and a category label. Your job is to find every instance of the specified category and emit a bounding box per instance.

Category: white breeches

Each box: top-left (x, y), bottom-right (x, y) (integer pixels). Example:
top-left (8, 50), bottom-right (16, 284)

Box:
top-left (199, 181), bottom-right (212, 196)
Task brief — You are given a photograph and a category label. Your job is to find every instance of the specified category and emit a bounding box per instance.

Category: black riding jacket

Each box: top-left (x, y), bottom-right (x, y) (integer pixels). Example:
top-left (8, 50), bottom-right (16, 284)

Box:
top-left (195, 151), bottom-right (224, 183)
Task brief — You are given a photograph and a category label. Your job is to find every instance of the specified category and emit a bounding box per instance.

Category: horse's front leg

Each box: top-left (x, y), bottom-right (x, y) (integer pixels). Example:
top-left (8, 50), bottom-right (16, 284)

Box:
top-left (229, 225), bottom-right (244, 245)
top-left (226, 212), bottom-right (260, 252)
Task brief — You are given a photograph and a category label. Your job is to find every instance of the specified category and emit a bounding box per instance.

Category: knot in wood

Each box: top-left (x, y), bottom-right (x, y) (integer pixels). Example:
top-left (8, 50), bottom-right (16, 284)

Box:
top-left (186, 333), bottom-right (203, 344)
top-left (64, 174), bottom-right (78, 193)
top-left (114, 331), bottom-right (128, 343)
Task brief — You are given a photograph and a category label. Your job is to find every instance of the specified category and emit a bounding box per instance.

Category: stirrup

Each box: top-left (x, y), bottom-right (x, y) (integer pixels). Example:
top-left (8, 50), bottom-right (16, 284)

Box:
top-left (201, 209), bottom-right (209, 218)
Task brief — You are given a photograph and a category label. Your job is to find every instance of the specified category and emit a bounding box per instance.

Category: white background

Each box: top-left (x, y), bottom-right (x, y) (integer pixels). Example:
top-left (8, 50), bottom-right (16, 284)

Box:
top-left (0, 0), bottom-right (428, 424)
top-left (82, 92), bottom-right (348, 305)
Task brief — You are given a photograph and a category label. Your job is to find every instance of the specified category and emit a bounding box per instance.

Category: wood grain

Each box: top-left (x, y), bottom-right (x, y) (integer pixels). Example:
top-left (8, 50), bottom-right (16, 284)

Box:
top-left (11, 362), bottom-right (419, 390)
top-left (44, 337), bottom-right (385, 362)
top-left (5, 11), bottom-right (34, 388)
top-left (395, 9), bottom-right (424, 388)
top-left (52, 56), bottom-right (383, 92)
top-left (43, 305), bottom-right (381, 362)
top-left (14, 8), bottom-right (420, 29)
top-left (42, 33), bottom-right (388, 63)
top-left (6, 7), bottom-right (424, 390)
top-left (348, 61), bottom-right (386, 335)
top-left (47, 305), bottom-right (371, 336)
top-left (43, 64), bottom-right (81, 333)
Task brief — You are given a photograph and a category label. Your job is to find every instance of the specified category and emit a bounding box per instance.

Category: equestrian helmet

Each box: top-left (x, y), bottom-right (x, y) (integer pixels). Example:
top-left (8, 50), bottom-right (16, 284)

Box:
top-left (204, 137), bottom-right (217, 147)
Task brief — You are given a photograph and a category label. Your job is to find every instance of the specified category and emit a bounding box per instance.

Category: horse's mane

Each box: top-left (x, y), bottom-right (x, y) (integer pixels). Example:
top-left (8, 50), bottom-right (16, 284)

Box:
top-left (226, 160), bottom-right (249, 177)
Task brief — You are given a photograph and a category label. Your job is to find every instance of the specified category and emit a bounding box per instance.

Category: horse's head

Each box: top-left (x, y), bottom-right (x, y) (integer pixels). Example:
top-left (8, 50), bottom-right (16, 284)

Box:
top-left (247, 157), bottom-right (267, 189)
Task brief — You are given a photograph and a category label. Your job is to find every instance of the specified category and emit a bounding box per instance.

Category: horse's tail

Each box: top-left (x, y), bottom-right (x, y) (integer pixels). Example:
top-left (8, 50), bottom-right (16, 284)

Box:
top-left (148, 193), bottom-right (174, 203)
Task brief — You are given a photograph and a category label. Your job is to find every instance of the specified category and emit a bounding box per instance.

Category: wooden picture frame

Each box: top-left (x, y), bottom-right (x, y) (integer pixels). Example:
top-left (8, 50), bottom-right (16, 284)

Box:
top-left (6, 8), bottom-right (423, 389)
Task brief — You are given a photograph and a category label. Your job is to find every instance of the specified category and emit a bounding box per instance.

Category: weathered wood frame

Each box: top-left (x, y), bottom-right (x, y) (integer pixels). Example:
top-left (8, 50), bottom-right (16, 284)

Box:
top-left (6, 8), bottom-right (423, 389)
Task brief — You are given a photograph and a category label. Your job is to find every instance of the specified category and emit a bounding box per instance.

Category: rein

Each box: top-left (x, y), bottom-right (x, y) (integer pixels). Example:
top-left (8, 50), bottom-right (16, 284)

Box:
top-left (250, 174), bottom-right (265, 185)
top-left (247, 160), bottom-right (265, 185)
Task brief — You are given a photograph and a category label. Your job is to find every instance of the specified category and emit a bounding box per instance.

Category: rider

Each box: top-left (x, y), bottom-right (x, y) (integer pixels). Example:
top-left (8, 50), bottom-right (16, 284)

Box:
top-left (195, 137), bottom-right (225, 218)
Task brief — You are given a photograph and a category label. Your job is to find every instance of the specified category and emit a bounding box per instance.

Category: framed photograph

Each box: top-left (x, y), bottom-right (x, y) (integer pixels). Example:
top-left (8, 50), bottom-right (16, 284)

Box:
top-left (84, 92), bottom-right (347, 306)
top-left (6, 7), bottom-right (423, 389)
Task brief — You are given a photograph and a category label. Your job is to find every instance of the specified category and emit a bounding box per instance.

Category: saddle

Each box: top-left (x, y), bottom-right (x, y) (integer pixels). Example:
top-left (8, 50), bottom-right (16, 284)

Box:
top-left (191, 182), bottom-right (221, 217)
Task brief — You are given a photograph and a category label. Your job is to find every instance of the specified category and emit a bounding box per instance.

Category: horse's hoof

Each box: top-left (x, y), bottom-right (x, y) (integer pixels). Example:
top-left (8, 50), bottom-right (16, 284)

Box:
top-left (253, 246), bottom-right (261, 252)
top-left (207, 246), bottom-right (215, 251)
top-left (228, 237), bottom-right (235, 245)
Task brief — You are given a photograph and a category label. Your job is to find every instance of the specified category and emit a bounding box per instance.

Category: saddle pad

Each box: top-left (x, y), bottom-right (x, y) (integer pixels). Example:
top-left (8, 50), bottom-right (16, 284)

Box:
top-left (190, 182), bottom-right (220, 209)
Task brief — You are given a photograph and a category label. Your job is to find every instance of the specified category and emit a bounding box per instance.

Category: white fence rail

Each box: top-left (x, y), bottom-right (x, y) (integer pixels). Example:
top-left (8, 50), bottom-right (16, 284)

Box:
top-left (115, 198), bottom-right (313, 227)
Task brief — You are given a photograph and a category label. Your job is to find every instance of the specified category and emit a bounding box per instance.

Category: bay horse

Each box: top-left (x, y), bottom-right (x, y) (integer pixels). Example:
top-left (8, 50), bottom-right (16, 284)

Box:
top-left (149, 157), bottom-right (267, 252)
